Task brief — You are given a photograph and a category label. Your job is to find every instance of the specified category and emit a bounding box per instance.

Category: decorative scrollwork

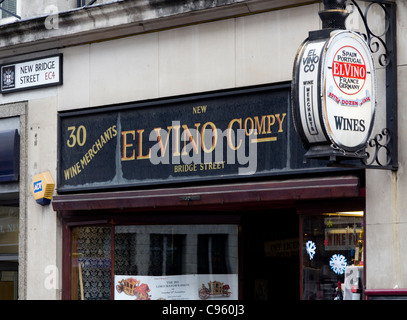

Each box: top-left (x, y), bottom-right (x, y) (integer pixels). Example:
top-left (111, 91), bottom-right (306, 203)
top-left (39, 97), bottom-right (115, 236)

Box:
top-left (347, 1), bottom-right (397, 170)
top-left (363, 128), bottom-right (392, 167)
top-left (349, 0), bottom-right (391, 66)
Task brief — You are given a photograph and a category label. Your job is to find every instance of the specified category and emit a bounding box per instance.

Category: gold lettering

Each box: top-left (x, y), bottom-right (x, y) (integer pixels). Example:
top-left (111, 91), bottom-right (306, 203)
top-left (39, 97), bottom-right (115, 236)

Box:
top-left (76, 162), bottom-right (81, 174)
top-left (193, 105), bottom-right (207, 114)
top-left (137, 129), bottom-right (151, 160)
top-left (199, 161), bottom-right (226, 171)
top-left (181, 123), bottom-right (200, 155)
top-left (227, 118), bottom-right (242, 150)
top-left (267, 115), bottom-right (276, 134)
top-left (154, 126), bottom-right (172, 157)
top-left (276, 113), bottom-right (286, 132)
top-left (95, 138), bottom-right (102, 151)
top-left (121, 130), bottom-right (136, 161)
top-left (65, 125), bottom-right (118, 180)
top-left (80, 157), bottom-right (88, 169)
top-left (172, 124), bottom-right (181, 157)
top-left (100, 134), bottom-right (106, 146)
top-left (104, 130), bottom-right (112, 142)
top-left (244, 117), bottom-right (254, 136)
top-left (174, 163), bottom-right (198, 173)
top-left (254, 116), bottom-right (267, 135)
top-left (71, 163), bottom-right (77, 176)
top-left (64, 169), bottom-right (70, 180)
top-left (92, 144), bottom-right (98, 156)
top-left (201, 122), bottom-right (217, 153)
top-left (112, 125), bottom-right (117, 137)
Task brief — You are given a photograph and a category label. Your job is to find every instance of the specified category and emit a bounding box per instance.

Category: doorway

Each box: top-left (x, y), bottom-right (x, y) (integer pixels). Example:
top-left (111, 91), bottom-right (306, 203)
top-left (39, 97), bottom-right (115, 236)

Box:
top-left (0, 262), bottom-right (18, 300)
top-left (0, 206), bottom-right (19, 300)
top-left (242, 209), bottom-right (300, 300)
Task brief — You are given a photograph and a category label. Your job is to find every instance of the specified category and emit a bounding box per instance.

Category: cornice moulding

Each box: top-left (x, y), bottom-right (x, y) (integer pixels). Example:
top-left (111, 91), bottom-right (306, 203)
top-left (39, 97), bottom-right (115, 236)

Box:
top-left (0, 0), bottom-right (317, 58)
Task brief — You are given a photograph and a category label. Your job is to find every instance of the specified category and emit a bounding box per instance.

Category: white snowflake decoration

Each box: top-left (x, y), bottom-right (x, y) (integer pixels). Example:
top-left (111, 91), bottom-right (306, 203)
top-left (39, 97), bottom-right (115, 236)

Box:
top-left (329, 254), bottom-right (347, 275)
top-left (305, 241), bottom-right (316, 260)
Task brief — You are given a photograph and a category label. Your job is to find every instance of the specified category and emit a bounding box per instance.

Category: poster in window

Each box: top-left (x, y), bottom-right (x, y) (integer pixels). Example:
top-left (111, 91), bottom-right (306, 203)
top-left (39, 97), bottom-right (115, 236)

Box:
top-left (114, 274), bottom-right (238, 300)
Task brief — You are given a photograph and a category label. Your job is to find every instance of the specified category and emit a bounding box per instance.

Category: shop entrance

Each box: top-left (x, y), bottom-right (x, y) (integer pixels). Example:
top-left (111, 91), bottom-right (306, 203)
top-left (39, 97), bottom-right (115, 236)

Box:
top-left (0, 262), bottom-right (18, 300)
top-left (58, 175), bottom-right (363, 300)
top-left (242, 209), bottom-right (300, 300)
top-left (0, 206), bottom-right (19, 300)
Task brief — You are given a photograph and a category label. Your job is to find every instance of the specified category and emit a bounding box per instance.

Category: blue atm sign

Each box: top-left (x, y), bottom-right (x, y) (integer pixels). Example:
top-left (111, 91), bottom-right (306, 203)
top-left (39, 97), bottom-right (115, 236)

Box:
top-left (33, 180), bottom-right (43, 193)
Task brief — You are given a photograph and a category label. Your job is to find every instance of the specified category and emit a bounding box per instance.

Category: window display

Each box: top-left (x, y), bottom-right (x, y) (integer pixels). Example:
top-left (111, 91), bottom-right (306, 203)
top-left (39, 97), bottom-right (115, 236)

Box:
top-left (71, 226), bottom-right (111, 300)
top-left (0, 206), bottom-right (19, 300)
top-left (301, 212), bottom-right (364, 300)
top-left (71, 224), bottom-right (238, 300)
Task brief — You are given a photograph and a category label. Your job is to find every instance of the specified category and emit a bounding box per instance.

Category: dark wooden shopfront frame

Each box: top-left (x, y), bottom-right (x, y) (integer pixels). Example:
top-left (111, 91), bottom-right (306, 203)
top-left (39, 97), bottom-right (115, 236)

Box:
top-left (54, 174), bottom-right (364, 300)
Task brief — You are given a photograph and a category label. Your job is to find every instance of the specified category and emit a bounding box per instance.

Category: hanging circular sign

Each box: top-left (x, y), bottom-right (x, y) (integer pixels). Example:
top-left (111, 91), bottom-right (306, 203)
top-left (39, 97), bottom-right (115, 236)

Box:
top-left (292, 30), bottom-right (376, 157)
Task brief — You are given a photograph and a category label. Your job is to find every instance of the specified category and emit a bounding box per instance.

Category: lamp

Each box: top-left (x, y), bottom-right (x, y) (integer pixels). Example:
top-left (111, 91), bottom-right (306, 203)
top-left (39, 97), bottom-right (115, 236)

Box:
top-left (319, 0), bottom-right (350, 30)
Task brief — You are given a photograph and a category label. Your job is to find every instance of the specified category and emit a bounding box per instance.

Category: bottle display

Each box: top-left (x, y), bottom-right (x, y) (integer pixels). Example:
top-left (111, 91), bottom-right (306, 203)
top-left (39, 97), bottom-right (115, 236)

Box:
top-left (355, 228), bottom-right (364, 266)
top-left (334, 281), bottom-right (343, 300)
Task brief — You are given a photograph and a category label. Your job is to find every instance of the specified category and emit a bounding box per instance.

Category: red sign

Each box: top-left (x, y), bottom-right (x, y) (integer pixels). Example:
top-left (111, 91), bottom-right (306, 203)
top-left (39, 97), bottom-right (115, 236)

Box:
top-left (332, 45), bottom-right (367, 95)
top-left (332, 61), bottom-right (366, 80)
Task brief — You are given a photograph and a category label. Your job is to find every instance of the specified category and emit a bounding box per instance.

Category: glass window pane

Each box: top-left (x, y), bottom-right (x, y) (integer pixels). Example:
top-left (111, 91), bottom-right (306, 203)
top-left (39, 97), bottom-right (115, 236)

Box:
top-left (1, 0), bottom-right (16, 18)
top-left (0, 206), bottom-right (18, 258)
top-left (71, 226), bottom-right (111, 300)
top-left (114, 225), bottom-right (238, 300)
top-left (114, 225), bottom-right (238, 276)
top-left (302, 212), bottom-right (364, 300)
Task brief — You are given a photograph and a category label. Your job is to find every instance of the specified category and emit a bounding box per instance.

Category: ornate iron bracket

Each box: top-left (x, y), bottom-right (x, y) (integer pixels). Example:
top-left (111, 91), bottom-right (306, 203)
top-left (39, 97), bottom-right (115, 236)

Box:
top-left (326, 0), bottom-right (398, 170)
top-left (0, 0), bottom-right (21, 19)
top-left (351, 0), bottom-right (397, 170)
top-left (363, 128), bottom-right (392, 167)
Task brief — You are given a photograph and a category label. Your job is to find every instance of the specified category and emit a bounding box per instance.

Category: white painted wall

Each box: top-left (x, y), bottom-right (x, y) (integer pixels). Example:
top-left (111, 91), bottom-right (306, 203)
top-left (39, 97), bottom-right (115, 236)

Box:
top-left (25, 96), bottom-right (60, 299)
top-left (365, 0), bottom-right (407, 290)
top-left (58, 4), bottom-right (321, 110)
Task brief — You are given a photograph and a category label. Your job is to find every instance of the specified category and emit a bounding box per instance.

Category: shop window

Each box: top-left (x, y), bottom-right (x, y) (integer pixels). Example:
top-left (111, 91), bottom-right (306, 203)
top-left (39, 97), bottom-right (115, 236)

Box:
top-left (0, 206), bottom-right (19, 300)
top-left (71, 226), bottom-right (111, 300)
top-left (78, 0), bottom-right (118, 7)
top-left (301, 212), bottom-right (364, 300)
top-left (71, 224), bottom-right (238, 300)
top-left (198, 234), bottom-right (230, 274)
top-left (77, 0), bottom-right (94, 7)
top-left (147, 234), bottom-right (185, 276)
top-left (0, 206), bottom-right (18, 258)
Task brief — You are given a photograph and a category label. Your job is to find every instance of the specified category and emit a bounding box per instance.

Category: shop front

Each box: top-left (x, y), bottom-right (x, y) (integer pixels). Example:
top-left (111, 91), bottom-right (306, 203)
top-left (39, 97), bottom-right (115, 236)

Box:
top-left (0, 116), bottom-right (20, 300)
top-left (52, 83), bottom-right (365, 300)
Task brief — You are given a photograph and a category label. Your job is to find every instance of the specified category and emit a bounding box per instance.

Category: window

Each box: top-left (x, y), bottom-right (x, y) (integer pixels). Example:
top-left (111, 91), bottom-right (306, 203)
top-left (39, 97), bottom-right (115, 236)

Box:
top-left (71, 224), bottom-right (238, 300)
top-left (0, 0), bottom-right (17, 19)
top-left (77, 0), bottom-right (97, 7)
top-left (71, 226), bottom-right (111, 300)
top-left (0, 206), bottom-right (19, 300)
top-left (301, 211), bottom-right (364, 300)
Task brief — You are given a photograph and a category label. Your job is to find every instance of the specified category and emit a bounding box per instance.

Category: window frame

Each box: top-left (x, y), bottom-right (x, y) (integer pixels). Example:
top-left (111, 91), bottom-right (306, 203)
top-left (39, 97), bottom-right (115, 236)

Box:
top-left (0, 0), bottom-right (20, 22)
top-left (63, 213), bottom-right (241, 300)
top-left (298, 199), bottom-right (366, 300)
